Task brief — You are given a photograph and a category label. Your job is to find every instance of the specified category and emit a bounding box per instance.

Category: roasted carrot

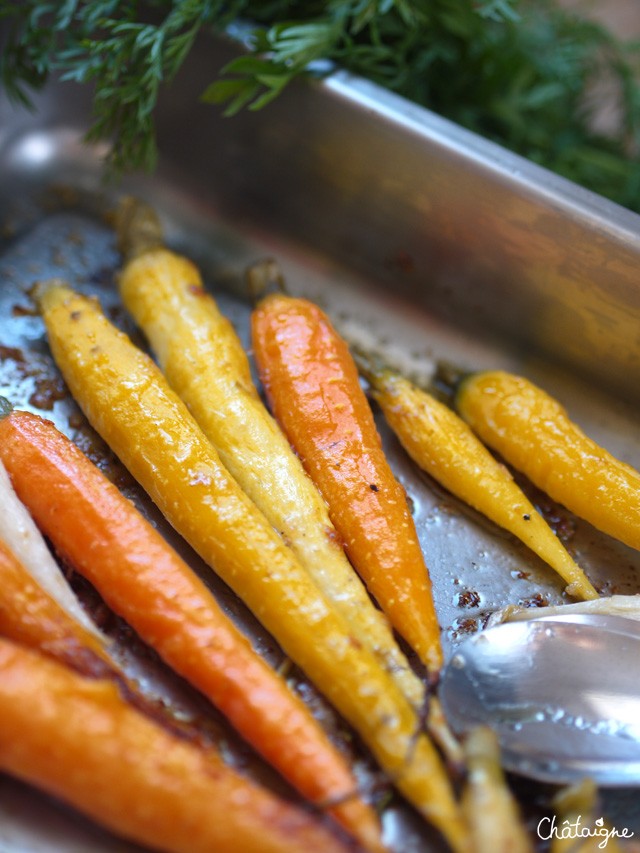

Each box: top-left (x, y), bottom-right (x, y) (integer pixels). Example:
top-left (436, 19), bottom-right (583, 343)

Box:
top-left (455, 370), bottom-right (640, 553)
top-left (0, 534), bottom-right (112, 676)
top-left (251, 292), bottom-right (443, 676)
top-left (0, 637), bottom-right (353, 853)
top-left (461, 727), bottom-right (533, 853)
top-left (0, 441), bottom-right (102, 638)
top-left (0, 405), bottom-right (382, 853)
top-left (362, 364), bottom-right (597, 600)
top-left (0, 507), bottom-right (237, 760)
top-left (37, 281), bottom-right (468, 852)
top-left (115, 199), bottom-right (423, 712)
top-left (548, 780), bottom-right (624, 853)
top-left (0, 450), bottom-right (238, 752)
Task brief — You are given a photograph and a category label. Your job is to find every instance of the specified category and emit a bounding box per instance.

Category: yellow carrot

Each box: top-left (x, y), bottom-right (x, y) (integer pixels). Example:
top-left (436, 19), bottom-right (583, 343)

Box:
top-left (364, 365), bottom-right (597, 600)
top-left (455, 370), bottom-right (640, 554)
top-left (37, 280), bottom-right (467, 852)
top-left (116, 199), bottom-right (423, 712)
top-left (461, 727), bottom-right (533, 853)
top-left (548, 780), bottom-right (626, 853)
top-left (0, 404), bottom-right (383, 853)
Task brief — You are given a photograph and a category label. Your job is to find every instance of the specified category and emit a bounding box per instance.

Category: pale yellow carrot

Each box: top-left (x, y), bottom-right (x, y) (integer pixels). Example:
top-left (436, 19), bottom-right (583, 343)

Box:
top-left (37, 281), bottom-right (468, 852)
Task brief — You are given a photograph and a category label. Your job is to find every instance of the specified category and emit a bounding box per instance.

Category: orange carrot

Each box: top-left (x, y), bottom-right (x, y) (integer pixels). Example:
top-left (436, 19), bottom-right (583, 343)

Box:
top-left (252, 293), bottom-right (443, 676)
top-left (0, 407), bottom-right (383, 853)
top-left (0, 480), bottom-right (235, 755)
top-left (38, 282), bottom-right (467, 850)
top-left (0, 535), bottom-right (112, 677)
top-left (0, 525), bottom-right (246, 763)
top-left (0, 444), bottom-right (103, 638)
top-left (0, 637), bottom-right (354, 853)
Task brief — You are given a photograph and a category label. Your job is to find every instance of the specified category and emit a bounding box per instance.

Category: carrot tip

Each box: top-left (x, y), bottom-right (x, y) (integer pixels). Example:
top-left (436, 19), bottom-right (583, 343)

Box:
top-left (0, 397), bottom-right (13, 419)
top-left (245, 258), bottom-right (288, 302)
top-left (351, 348), bottom-right (390, 386)
top-left (114, 196), bottom-right (164, 261)
top-left (432, 360), bottom-right (472, 404)
top-left (31, 278), bottom-right (70, 308)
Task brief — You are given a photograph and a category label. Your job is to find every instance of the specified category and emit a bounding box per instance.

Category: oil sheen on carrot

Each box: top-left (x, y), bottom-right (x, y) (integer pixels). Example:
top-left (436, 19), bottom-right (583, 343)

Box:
top-left (37, 283), bottom-right (467, 852)
top-left (0, 406), bottom-right (382, 853)
top-left (0, 535), bottom-right (112, 675)
top-left (118, 243), bottom-right (423, 712)
top-left (252, 293), bottom-right (443, 675)
top-left (367, 366), bottom-right (597, 600)
top-left (0, 638), bottom-right (353, 853)
top-left (456, 370), bottom-right (640, 554)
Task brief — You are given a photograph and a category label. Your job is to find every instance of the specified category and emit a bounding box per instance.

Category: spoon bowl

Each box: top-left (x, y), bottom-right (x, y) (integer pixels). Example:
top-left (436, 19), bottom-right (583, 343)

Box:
top-left (440, 617), bottom-right (640, 785)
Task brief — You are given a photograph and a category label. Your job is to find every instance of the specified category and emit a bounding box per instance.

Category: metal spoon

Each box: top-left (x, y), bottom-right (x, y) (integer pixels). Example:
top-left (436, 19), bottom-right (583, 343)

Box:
top-left (507, 611), bottom-right (640, 639)
top-left (440, 616), bottom-right (640, 785)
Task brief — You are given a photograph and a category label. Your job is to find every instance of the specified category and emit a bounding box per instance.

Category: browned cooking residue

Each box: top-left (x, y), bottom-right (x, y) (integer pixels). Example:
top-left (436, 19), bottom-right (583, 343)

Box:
top-left (517, 593), bottom-right (550, 609)
top-left (70, 420), bottom-right (136, 491)
top-left (456, 589), bottom-right (481, 608)
top-left (67, 411), bottom-right (85, 430)
top-left (511, 468), bottom-right (577, 544)
top-left (12, 303), bottom-right (39, 318)
top-left (448, 616), bottom-right (480, 641)
top-left (28, 375), bottom-right (68, 410)
top-left (0, 345), bottom-right (26, 363)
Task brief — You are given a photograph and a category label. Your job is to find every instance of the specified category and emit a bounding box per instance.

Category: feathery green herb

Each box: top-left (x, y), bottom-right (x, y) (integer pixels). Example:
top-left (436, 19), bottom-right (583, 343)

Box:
top-left (1, 1), bottom-right (639, 209)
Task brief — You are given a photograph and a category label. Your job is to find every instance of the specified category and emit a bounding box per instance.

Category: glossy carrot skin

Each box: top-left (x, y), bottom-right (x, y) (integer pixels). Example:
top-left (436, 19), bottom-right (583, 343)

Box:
top-left (0, 638), bottom-right (352, 853)
top-left (252, 294), bottom-right (443, 675)
top-left (119, 245), bottom-right (423, 711)
top-left (368, 367), bottom-right (597, 600)
top-left (0, 407), bottom-right (381, 853)
top-left (37, 283), bottom-right (467, 853)
top-left (0, 536), bottom-right (112, 675)
top-left (462, 728), bottom-right (533, 853)
top-left (0, 453), bottom-right (102, 637)
top-left (456, 371), bottom-right (640, 553)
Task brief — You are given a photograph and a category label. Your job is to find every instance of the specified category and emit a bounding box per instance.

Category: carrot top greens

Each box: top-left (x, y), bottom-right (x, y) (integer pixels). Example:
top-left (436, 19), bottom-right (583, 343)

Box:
top-left (1, 1), bottom-right (639, 209)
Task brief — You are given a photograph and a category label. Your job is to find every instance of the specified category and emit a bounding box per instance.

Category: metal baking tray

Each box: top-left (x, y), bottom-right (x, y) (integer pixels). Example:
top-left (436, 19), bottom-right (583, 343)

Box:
top-left (1, 29), bottom-right (640, 853)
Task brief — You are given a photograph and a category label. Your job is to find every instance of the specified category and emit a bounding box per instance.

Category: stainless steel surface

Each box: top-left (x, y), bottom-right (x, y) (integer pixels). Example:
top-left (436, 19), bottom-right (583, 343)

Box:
top-left (537, 612), bottom-right (640, 638)
top-left (440, 619), bottom-right (640, 786)
top-left (1, 27), bottom-right (640, 852)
